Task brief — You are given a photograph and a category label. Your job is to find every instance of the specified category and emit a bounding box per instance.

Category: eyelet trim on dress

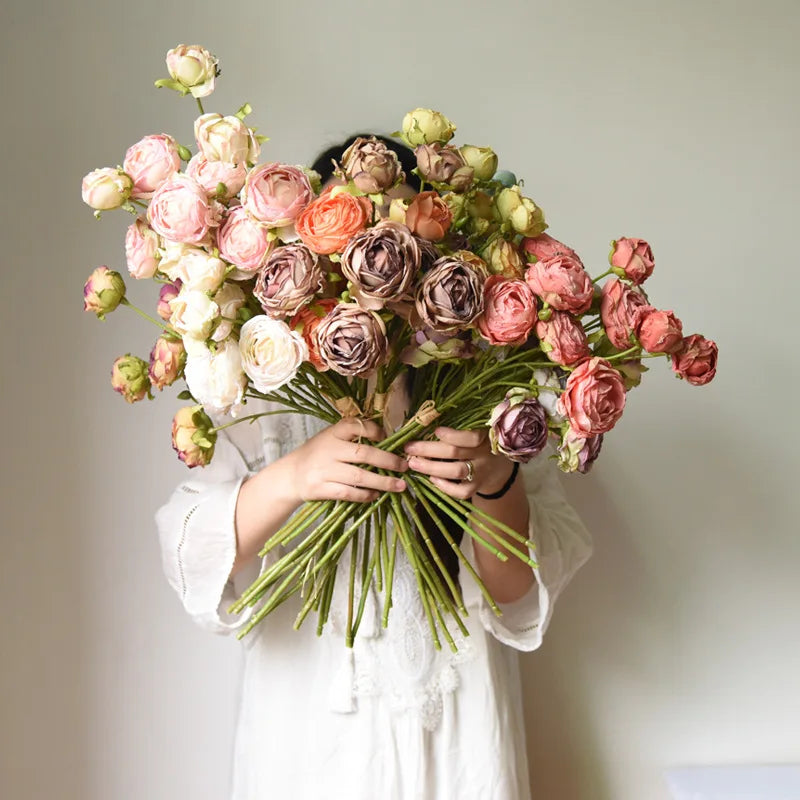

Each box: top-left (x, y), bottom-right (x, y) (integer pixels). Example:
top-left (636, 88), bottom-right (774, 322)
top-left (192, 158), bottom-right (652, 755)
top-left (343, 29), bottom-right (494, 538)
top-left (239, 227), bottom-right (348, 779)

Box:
top-left (177, 504), bottom-right (199, 601)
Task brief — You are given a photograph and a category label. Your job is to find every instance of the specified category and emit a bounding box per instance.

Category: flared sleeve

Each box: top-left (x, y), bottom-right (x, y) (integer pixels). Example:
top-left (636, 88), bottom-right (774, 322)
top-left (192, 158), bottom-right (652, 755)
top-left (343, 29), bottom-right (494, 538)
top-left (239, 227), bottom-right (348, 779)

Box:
top-left (154, 411), bottom-right (276, 636)
top-left (458, 451), bottom-right (593, 651)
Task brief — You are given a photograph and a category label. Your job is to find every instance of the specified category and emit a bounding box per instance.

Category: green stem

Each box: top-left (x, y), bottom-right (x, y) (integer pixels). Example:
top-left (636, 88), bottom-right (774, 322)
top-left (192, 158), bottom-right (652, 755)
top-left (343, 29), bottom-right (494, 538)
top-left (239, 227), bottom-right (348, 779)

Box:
top-left (196, 97), bottom-right (205, 114)
top-left (120, 298), bottom-right (173, 332)
top-left (591, 268), bottom-right (614, 283)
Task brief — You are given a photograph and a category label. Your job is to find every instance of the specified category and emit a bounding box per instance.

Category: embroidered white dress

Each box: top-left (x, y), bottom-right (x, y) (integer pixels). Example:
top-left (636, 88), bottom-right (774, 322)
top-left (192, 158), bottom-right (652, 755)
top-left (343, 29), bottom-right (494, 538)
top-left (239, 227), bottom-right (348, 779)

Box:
top-left (155, 401), bottom-right (592, 800)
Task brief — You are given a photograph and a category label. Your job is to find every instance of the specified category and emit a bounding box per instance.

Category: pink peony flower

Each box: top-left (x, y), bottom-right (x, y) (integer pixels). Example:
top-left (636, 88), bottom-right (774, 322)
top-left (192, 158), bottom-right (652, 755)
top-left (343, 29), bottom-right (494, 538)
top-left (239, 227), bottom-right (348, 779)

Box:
top-left (123, 134), bottom-right (181, 200)
top-left (525, 253), bottom-right (593, 314)
top-left (671, 334), bottom-right (718, 386)
top-left (535, 311), bottom-right (590, 366)
top-left (83, 266), bottom-right (126, 319)
top-left (148, 336), bottom-right (186, 390)
top-left (110, 354), bottom-right (151, 403)
top-left (633, 306), bottom-right (683, 354)
top-left (124, 217), bottom-right (161, 279)
top-left (217, 206), bottom-right (275, 278)
top-left (194, 113), bottom-right (260, 166)
top-left (610, 237), bottom-right (654, 284)
top-left (476, 276), bottom-right (537, 345)
top-left (81, 167), bottom-right (133, 211)
top-left (242, 163), bottom-right (314, 227)
top-left (157, 280), bottom-right (182, 321)
top-left (521, 233), bottom-right (577, 262)
top-left (600, 277), bottom-right (648, 350)
top-left (147, 174), bottom-right (216, 244)
top-left (186, 153), bottom-right (247, 200)
top-left (557, 357), bottom-right (627, 436)
top-left (171, 405), bottom-right (217, 468)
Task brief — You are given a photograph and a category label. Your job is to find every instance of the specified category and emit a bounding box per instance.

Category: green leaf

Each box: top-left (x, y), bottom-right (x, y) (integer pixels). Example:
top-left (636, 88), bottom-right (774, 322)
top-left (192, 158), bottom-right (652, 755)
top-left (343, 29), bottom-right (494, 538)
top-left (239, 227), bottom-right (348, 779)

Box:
top-left (235, 102), bottom-right (253, 120)
top-left (177, 390), bottom-right (193, 400)
top-left (154, 78), bottom-right (189, 95)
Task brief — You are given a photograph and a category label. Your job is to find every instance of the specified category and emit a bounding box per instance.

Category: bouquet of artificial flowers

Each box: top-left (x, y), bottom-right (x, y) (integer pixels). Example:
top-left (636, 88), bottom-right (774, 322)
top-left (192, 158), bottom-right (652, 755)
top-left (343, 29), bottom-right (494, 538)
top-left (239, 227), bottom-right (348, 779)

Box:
top-left (82, 44), bottom-right (719, 650)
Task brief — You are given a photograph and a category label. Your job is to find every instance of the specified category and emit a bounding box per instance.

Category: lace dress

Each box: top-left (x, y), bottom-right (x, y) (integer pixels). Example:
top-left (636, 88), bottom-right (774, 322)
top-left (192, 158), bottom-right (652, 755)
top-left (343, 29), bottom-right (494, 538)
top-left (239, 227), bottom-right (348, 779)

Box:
top-left (155, 400), bottom-right (593, 800)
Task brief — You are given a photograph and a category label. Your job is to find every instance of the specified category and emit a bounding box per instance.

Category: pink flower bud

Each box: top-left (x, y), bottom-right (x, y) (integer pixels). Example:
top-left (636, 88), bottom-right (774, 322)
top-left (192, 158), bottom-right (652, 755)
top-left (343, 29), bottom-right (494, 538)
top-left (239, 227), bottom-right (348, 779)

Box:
top-left (110, 355), bottom-right (151, 403)
top-left (609, 237), bottom-right (654, 284)
top-left (171, 405), bottom-right (217, 468)
top-left (148, 336), bottom-right (186, 390)
top-left (83, 266), bottom-right (126, 319)
top-left (157, 280), bottom-right (182, 321)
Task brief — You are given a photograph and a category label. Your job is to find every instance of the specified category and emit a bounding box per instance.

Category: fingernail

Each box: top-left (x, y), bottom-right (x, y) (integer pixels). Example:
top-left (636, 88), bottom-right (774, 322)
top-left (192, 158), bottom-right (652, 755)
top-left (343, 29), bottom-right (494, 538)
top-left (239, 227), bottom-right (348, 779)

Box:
top-left (395, 479), bottom-right (406, 491)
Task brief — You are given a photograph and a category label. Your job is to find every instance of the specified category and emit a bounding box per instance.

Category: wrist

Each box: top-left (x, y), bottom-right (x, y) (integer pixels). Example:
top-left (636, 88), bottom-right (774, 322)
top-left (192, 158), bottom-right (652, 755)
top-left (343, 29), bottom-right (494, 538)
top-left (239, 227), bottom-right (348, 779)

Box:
top-left (477, 457), bottom-right (517, 497)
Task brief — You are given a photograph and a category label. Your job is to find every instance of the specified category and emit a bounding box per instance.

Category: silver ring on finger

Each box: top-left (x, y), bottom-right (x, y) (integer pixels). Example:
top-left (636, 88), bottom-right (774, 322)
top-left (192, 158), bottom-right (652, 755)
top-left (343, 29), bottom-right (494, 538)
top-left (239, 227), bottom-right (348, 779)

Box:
top-left (464, 459), bottom-right (475, 483)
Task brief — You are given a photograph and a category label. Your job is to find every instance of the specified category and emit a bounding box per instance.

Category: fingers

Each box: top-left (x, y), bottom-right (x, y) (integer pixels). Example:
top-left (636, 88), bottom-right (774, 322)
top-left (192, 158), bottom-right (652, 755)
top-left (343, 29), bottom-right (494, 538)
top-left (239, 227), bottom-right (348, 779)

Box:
top-left (341, 441), bottom-right (408, 473)
top-left (316, 483), bottom-right (380, 504)
top-left (403, 439), bottom-right (472, 461)
top-left (331, 418), bottom-right (385, 443)
top-left (406, 455), bottom-right (471, 482)
top-left (429, 476), bottom-right (475, 500)
top-left (433, 427), bottom-right (486, 448)
top-left (332, 463), bottom-right (406, 494)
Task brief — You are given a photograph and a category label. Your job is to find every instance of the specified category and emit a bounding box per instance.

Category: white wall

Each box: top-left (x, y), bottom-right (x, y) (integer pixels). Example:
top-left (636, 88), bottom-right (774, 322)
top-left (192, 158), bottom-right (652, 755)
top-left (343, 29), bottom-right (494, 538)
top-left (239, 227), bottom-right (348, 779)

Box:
top-left (1, 1), bottom-right (798, 798)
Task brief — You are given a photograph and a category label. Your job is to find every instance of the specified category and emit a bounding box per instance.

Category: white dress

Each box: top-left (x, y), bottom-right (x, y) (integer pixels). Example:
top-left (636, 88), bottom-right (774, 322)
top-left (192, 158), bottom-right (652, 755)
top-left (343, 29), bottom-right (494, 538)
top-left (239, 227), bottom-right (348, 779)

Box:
top-left (155, 400), bottom-right (593, 800)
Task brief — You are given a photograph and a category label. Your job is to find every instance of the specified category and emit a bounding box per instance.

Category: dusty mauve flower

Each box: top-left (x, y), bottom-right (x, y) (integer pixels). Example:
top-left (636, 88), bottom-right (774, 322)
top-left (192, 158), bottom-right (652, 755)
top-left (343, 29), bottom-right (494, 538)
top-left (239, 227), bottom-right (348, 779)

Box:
top-left (217, 206), bottom-right (275, 278)
top-left (242, 163), bottom-right (314, 227)
top-left (158, 242), bottom-right (226, 293)
top-left (459, 145), bottom-right (498, 181)
top-left (477, 276), bottom-right (537, 345)
top-left (289, 299), bottom-right (338, 370)
top-left (633, 306), bottom-right (683, 353)
top-left (81, 167), bottom-right (133, 211)
top-left (341, 137), bottom-right (403, 194)
top-left (600, 277), bottom-right (648, 350)
top-left (415, 144), bottom-right (473, 191)
top-left (521, 233), bottom-right (577, 262)
top-left (165, 45), bottom-right (218, 98)
top-left (148, 336), bottom-right (186, 390)
top-left (83, 266), bottom-right (126, 319)
top-left (415, 256), bottom-right (485, 332)
top-left (157, 280), bottom-right (182, 321)
top-left (211, 282), bottom-right (246, 342)
top-left (483, 239), bottom-right (525, 278)
top-left (194, 113), bottom-right (260, 166)
top-left (254, 243), bottom-right (325, 318)
top-left (671, 334), bottom-right (718, 386)
top-left (525, 253), bottom-right (594, 314)
top-left (557, 357), bottom-right (627, 436)
top-left (295, 188), bottom-right (371, 254)
top-left (536, 311), bottom-right (591, 366)
top-left (609, 237), bottom-right (655, 284)
top-left (147, 174), bottom-right (216, 245)
top-left (124, 217), bottom-right (160, 279)
top-left (111, 354), bottom-right (151, 403)
top-left (123, 134), bottom-right (181, 199)
top-left (405, 191), bottom-right (453, 241)
top-left (239, 315), bottom-right (308, 392)
top-left (184, 338), bottom-right (247, 414)
top-left (171, 405), bottom-right (217, 468)
top-left (557, 428), bottom-right (603, 474)
top-left (186, 153), bottom-right (247, 200)
top-left (488, 389), bottom-right (549, 463)
top-left (341, 221), bottom-right (420, 310)
top-left (315, 303), bottom-right (388, 377)
top-left (400, 328), bottom-right (475, 367)
top-left (402, 108), bottom-right (456, 146)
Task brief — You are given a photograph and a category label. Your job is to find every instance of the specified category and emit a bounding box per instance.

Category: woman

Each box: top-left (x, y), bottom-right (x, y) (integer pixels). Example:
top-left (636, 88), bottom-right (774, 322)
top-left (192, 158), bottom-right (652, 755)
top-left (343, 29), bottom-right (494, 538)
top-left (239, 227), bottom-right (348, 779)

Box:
top-left (155, 135), bottom-right (593, 800)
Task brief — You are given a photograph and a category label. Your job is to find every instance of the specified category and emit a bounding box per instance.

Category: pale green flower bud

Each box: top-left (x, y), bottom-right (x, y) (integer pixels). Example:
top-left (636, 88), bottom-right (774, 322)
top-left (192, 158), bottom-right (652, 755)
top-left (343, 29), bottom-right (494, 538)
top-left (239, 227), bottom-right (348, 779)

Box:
top-left (459, 145), bottom-right (498, 181)
top-left (401, 108), bottom-right (456, 146)
top-left (83, 266), bottom-right (126, 320)
top-left (110, 354), bottom-right (151, 403)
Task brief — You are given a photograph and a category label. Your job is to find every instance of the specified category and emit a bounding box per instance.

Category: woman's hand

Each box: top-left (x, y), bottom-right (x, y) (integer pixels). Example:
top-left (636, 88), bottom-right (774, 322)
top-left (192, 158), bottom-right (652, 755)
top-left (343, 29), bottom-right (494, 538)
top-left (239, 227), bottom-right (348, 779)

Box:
top-left (403, 426), bottom-right (515, 500)
top-left (285, 418), bottom-right (409, 504)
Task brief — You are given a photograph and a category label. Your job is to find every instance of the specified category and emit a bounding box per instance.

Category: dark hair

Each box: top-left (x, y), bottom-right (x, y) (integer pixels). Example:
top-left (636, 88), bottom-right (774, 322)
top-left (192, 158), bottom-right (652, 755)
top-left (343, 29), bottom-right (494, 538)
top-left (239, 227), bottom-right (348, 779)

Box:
top-left (311, 133), bottom-right (422, 191)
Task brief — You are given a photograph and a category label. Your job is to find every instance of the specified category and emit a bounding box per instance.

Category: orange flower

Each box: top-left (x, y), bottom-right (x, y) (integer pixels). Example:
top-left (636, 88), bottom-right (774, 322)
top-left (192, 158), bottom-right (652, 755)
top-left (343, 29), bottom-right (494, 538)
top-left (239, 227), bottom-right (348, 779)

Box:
top-left (405, 190), bottom-right (452, 241)
top-left (290, 299), bottom-right (338, 370)
top-left (295, 188), bottom-right (371, 255)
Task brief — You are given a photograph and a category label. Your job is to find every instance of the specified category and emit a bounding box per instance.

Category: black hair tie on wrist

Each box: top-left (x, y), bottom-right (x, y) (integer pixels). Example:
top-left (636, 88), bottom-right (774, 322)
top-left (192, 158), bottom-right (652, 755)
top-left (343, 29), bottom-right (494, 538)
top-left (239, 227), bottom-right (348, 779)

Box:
top-left (476, 462), bottom-right (520, 500)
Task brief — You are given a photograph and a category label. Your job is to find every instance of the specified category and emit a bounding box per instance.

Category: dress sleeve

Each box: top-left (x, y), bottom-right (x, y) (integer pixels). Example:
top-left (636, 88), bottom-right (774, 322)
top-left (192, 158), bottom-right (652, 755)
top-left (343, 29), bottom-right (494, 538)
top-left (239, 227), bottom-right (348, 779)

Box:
top-left (154, 410), bottom-right (278, 636)
top-left (458, 449), bottom-right (593, 652)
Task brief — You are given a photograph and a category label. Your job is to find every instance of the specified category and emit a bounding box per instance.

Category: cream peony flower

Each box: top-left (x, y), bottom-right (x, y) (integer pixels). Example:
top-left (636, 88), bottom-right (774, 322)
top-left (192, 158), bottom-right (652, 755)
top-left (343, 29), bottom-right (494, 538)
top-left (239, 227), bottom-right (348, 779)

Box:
top-left (239, 315), bottom-right (308, 393)
top-left (184, 339), bottom-right (247, 415)
top-left (169, 289), bottom-right (219, 339)
top-left (158, 242), bottom-right (226, 293)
